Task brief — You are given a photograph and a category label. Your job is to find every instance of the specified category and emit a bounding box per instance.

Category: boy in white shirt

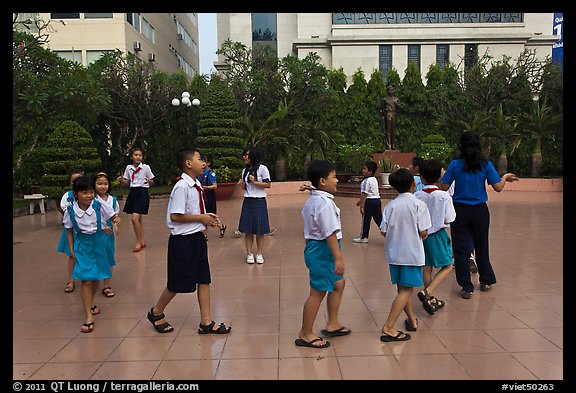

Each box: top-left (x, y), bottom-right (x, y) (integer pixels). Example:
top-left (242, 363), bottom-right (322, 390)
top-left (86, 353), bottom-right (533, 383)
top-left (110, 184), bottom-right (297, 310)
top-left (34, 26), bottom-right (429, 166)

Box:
top-left (414, 159), bottom-right (456, 316)
top-left (147, 148), bottom-right (231, 335)
top-left (353, 161), bottom-right (382, 244)
top-left (379, 168), bottom-right (431, 342)
top-left (296, 160), bottom-right (351, 349)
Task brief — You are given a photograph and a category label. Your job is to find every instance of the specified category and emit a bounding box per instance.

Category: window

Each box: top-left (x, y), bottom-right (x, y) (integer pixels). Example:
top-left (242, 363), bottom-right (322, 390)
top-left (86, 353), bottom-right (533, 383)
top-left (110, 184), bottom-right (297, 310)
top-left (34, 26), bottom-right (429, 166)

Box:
top-left (54, 50), bottom-right (82, 64)
top-left (87, 50), bottom-right (112, 65)
top-left (436, 45), bottom-right (450, 69)
top-left (465, 44), bottom-right (478, 69)
top-left (408, 44), bottom-right (421, 72)
top-left (127, 13), bottom-right (140, 32)
top-left (84, 13), bottom-right (113, 19)
top-left (252, 13), bottom-right (277, 51)
top-left (141, 17), bottom-right (155, 43)
top-left (379, 45), bottom-right (393, 78)
top-left (51, 13), bottom-right (79, 19)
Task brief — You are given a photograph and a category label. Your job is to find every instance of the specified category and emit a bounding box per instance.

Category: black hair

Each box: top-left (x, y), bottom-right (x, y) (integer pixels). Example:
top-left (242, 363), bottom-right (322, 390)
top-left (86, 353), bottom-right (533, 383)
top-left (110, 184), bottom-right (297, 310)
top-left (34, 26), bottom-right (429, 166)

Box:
top-left (130, 147), bottom-right (143, 156)
top-left (458, 131), bottom-right (486, 173)
top-left (242, 147), bottom-right (261, 183)
top-left (419, 159), bottom-right (442, 184)
top-left (202, 154), bottom-right (212, 165)
top-left (412, 156), bottom-right (425, 169)
top-left (389, 168), bottom-right (414, 193)
top-left (69, 169), bottom-right (84, 180)
top-left (365, 161), bottom-right (377, 175)
top-left (72, 175), bottom-right (94, 193)
top-left (93, 172), bottom-right (112, 193)
top-left (176, 148), bottom-right (201, 171)
top-left (307, 160), bottom-right (336, 189)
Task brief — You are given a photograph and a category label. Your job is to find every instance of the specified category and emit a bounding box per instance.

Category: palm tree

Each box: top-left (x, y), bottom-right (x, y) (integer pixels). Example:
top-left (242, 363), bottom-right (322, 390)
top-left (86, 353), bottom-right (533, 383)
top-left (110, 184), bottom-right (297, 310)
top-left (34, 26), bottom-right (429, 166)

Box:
top-left (515, 99), bottom-right (562, 177)
top-left (482, 104), bottom-right (522, 175)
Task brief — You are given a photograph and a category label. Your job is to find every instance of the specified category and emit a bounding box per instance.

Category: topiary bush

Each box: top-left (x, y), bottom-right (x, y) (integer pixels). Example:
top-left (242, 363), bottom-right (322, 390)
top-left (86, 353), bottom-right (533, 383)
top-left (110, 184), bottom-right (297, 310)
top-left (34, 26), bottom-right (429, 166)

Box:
top-left (418, 133), bottom-right (454, 167)
top-left (33, 120), bottom-right (102, 198)
top-left (197, 77), bottom-right (244, 178)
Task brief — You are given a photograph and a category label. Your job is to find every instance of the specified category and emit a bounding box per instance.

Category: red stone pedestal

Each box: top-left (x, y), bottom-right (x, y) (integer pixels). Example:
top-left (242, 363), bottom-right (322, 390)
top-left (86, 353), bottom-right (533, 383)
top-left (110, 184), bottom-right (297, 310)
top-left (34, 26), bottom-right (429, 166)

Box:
top-left (372, 150), bottom-right (416, 175)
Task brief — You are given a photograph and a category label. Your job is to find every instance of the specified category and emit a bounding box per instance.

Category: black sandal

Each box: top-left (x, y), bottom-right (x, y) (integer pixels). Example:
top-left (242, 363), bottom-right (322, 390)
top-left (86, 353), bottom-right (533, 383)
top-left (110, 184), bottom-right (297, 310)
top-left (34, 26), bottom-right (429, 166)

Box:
top-left (147, 307), bottom-right (174, 333)
top-left (417, 289), bottom-right (436, 316)
top-left (430, 296), bottom-right (445, 310)
top-left (219, 224), bottom-right (227, 238)
top-left (198, 320), bottom-right (231, 335)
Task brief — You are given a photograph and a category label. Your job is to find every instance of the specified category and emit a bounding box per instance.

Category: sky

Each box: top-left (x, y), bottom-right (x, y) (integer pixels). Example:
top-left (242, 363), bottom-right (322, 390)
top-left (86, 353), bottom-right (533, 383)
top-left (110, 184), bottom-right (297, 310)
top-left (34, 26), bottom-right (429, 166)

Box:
top-left (198, 13), bottom-right (217, 75)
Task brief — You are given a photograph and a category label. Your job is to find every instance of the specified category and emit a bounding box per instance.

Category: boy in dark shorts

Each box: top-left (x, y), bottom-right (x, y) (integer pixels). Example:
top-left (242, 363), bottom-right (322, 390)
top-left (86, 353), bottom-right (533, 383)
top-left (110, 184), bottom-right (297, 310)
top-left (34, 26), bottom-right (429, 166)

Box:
top-left (147, 148), bottom-right (231, 335)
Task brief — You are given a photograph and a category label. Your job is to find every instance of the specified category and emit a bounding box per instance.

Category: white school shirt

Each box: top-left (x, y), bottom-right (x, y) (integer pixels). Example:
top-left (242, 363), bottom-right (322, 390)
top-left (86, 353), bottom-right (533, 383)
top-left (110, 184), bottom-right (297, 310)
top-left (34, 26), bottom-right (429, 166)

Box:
top-left (360, 176), bottom-right (380, 199)
top-left (414, 185), bottom-right (456, 235)
top-left (122, 163), bottom-right (154, 188)
top-left (166, 172), bottom-right (206, 235)
top-left (96, 194), bottom-right (120, 215)
top-left (59, 191), bottom-right (74, 211)
top-left (379, 192), bottom-right (431, 266)
top-left (242, 165), bottom-right (271, 198)
top-left (63, 200), bottom-right (116, 234)
top-left (302, 189), bottom-right (343, 241)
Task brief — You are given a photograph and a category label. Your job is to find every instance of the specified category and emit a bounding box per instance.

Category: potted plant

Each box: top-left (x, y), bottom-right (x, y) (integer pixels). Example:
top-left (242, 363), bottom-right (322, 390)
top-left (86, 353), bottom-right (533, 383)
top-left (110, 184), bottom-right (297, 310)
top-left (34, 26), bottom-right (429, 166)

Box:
top-left (378, 155), bottom-right (395, 186)
top-left (213, 166), bottom-right (239, 201)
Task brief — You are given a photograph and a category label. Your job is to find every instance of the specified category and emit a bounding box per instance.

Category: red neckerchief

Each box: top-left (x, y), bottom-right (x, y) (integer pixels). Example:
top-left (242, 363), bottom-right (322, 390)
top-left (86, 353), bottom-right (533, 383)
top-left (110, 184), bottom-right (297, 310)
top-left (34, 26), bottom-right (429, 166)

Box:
top-left (422, 186), bottom-right (439, 193)
top-left (193, 183), bottom-right (206, 214)
top-left (130, 165), bottom-right (142, 182)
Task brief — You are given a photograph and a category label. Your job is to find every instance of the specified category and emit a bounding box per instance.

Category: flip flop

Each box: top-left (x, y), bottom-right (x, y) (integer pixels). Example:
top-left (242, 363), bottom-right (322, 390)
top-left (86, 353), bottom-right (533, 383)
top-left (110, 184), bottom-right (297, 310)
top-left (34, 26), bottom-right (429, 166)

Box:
top-left (380, 331), bottom-right (411, 342)
top-left (64, 281), bottom-right (75, 293)
top-left (102, 287), bottom-right (115, 298)
top-left (321, 326), bottom-right (351, 337)
top-left (295, 337), bottom-right (331, 348)
top-left (90, 305), bottom-right (101, 315)
top-left (404, 318), bottom-right (418, 332)
top-left (133, 245), bottom-right (142, 252)
top-left (81, 322), bottom-right (94, 333)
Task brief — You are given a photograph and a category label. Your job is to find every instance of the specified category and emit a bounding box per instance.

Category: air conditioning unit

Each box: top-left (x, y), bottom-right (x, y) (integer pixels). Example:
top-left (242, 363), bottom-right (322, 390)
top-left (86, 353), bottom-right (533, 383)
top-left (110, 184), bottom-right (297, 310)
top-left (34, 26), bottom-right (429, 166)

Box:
top-left (148, 52), bottom-right (156, 62)
top-left (177, 33), bottom-right (183, 40)
top-left (133, 41), bottom-right (142, 52)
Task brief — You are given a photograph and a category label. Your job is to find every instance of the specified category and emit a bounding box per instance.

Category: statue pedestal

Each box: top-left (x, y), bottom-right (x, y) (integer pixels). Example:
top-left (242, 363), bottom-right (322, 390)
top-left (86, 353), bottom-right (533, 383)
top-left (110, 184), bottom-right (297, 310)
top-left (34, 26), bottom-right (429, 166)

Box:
top-left (372, 150), bottom-right (416, 173)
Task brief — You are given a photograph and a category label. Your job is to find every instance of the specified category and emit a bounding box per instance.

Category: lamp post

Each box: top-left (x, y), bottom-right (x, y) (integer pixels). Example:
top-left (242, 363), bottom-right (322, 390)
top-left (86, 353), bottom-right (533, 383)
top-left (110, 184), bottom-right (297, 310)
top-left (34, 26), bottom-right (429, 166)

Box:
top-left (172, 91), bottom-right (200, 108)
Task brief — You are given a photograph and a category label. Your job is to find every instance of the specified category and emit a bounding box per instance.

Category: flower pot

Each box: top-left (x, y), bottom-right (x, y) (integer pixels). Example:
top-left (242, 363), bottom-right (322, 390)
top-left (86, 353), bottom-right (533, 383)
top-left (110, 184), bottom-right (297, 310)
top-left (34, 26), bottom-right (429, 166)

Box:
top-left (216, 182), bottom-right (239, 201)
top-left (380, 172), bottom-right (390, 186)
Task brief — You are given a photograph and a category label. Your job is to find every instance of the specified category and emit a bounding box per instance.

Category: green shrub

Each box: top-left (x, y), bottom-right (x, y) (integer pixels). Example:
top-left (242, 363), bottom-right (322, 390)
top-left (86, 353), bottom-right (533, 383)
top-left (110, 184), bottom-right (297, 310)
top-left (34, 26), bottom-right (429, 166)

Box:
top-left (418, 133), bottom-right (454, 167)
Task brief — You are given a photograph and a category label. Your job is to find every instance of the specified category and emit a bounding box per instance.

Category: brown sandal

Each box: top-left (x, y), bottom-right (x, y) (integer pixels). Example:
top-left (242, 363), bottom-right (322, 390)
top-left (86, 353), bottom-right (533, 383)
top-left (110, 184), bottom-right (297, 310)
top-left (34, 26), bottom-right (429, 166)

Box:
top-left (102, 287), bottom-right (115, 297)
top-left (64, 281), bottom-right (75, 293)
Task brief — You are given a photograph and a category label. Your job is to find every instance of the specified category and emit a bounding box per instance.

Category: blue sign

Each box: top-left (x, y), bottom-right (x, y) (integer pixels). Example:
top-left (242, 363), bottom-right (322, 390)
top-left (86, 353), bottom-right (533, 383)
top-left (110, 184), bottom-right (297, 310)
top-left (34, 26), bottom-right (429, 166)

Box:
top-left (552, 13), bottom-right (563, 67)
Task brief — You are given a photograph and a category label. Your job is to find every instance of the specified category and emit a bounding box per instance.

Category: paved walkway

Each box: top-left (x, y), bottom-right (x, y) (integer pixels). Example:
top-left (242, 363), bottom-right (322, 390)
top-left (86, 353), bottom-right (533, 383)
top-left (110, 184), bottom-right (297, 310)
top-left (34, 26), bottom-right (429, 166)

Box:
top-left (13, 190), bottom-right (563, 380)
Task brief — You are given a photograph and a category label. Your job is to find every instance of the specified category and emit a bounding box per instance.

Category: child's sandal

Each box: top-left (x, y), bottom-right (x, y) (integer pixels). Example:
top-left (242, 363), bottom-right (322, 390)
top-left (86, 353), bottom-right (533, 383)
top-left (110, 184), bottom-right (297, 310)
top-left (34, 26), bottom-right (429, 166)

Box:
top-left (81, 322), bottom-right (94, 333)
top-left (64, 281), bottom-right (75, 293)
top-left (198, 320), bottom-right (231, 335)
top-left (102, 287), bottom-right (115, 297)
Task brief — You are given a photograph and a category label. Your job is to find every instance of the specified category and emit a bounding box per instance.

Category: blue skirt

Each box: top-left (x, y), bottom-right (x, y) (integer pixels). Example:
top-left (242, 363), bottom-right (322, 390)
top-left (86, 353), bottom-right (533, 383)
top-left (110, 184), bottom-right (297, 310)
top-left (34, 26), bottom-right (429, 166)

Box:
top-left (57, 227), bottom-right (72, 257)
top-left (238, 197), bottom-right (270, 235)
top-left (71, 230), bottom-right (112, 281)
top-left (105, 219), bottom-right (116, 267)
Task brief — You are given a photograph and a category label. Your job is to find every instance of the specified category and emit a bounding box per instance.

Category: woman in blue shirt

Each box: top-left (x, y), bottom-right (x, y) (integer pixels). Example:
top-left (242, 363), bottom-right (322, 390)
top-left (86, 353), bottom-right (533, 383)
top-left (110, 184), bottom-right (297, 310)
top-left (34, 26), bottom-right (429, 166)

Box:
top-left (439, 132), bottom-right (518, 299)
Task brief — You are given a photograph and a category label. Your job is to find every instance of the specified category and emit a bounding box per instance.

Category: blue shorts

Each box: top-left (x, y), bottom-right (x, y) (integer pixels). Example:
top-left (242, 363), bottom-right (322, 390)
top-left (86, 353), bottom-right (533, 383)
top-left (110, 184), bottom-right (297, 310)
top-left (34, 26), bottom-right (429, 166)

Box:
top-left (389, 264), bottom-right (423, 287)
top-left (304, 239), bottom-right (344, 292)
top-left (423, 228), bottom-right (453, 268)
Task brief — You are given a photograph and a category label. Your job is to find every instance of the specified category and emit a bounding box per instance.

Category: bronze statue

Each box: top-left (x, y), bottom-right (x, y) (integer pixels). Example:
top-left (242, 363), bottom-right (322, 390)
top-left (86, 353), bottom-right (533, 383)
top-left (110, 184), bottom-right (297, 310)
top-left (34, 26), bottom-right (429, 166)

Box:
top-left (381, 86), bottom-right (400, 150)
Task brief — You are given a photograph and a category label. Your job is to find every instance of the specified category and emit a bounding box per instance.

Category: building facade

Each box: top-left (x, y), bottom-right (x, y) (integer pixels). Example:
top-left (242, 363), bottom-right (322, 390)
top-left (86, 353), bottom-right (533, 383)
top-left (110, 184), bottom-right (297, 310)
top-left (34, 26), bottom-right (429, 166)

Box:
top-left (216, 13), bottom-right (559, 82)
top-left (14, 13), bottom-right (199, 78)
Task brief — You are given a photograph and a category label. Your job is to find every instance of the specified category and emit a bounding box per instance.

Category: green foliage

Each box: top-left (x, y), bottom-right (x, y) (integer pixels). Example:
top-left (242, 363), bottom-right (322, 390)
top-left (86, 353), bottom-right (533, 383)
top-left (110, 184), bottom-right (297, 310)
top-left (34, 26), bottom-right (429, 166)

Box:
top-left (418, 133), bottom-right (454, 167)
top-left (33, 120), bottom-right (102, 198)
top-left (197, 77), bottom-right (244, 174)
top-left (213, 166), bottom-right (235, 183)
top-left (378, 155), bottom-right (395, 173)
top-left (336, 144), bottom-right (376, 174)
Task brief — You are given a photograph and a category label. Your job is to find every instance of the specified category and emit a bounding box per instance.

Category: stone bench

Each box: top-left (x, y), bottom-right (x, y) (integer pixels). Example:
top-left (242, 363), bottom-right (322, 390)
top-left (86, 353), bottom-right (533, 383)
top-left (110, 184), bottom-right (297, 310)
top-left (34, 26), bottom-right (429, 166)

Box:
top-left (23, 194), bottom-right (48, 215)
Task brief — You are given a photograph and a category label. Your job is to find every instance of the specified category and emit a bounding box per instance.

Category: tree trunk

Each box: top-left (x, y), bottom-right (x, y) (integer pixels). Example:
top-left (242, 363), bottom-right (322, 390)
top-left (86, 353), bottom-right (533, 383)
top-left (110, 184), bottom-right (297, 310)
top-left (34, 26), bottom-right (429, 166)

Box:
top-left (497, 146), bottom-right (508, 176)
top-left (275, 158), bottom-right (286, 181)
top-left (530, 137), bottom-right (542, 177)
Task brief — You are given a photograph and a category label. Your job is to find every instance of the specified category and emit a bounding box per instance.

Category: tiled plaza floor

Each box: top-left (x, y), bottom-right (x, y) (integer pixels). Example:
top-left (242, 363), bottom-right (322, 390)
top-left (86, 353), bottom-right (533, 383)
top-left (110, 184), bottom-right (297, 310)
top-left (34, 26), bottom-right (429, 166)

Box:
top-left (13, 189), bottom-right (563, 381)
